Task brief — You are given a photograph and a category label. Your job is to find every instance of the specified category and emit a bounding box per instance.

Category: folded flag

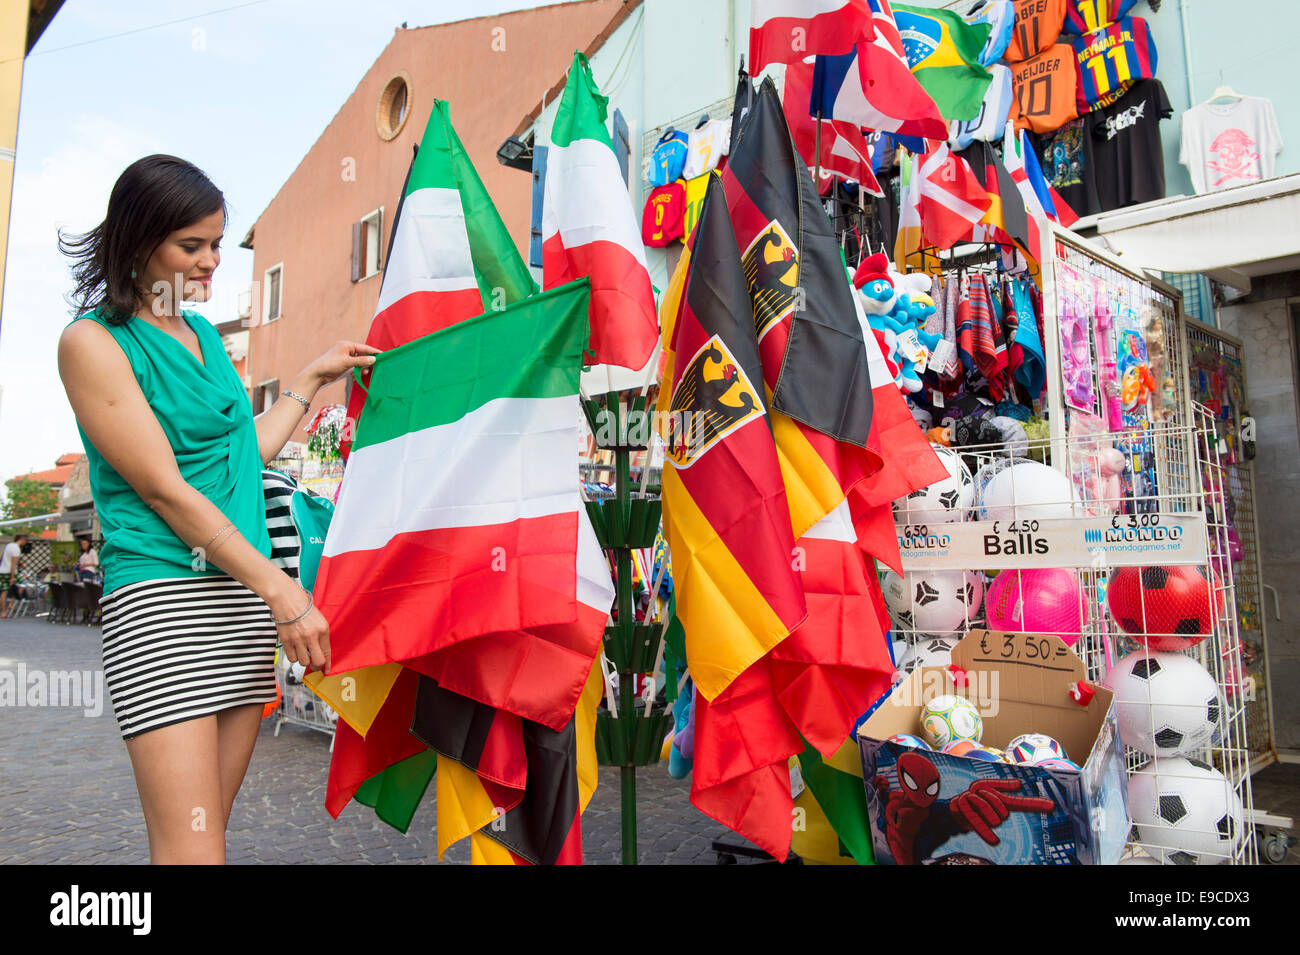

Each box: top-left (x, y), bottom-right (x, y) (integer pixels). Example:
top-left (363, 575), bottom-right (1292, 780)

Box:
top-left (956, 139), bottom-right (1032, 259)
top-left (893, 3), bottom-right (993, 121)
top-left (895, 143), bottom-right (990, 258)
top-left (543, 52), bottom-right (657, 370)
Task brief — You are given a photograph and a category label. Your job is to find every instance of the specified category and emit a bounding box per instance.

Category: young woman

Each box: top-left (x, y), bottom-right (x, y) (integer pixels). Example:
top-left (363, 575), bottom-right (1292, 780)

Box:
top-left (58, 155), bottom-right (379, 864)
top-left (75, 537), bottom-right (100, 582)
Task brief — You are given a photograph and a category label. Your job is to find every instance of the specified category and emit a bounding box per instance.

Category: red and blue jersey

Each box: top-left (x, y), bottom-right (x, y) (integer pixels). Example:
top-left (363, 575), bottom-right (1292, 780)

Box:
top-left (1061, 0), bottom-right (1138, 35)
top-left (1070, 16), bottom-right (1157, 114)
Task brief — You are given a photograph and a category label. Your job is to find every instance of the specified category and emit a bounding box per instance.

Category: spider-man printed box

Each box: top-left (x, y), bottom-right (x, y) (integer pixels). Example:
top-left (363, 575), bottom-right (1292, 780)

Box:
top-left (858, 629), bottom-right (1129, 865)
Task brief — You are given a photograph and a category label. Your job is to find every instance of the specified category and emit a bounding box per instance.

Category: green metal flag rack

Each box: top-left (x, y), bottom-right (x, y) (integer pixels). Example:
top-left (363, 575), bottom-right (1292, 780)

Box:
top-left (582, 389), bottom-right (671, 865)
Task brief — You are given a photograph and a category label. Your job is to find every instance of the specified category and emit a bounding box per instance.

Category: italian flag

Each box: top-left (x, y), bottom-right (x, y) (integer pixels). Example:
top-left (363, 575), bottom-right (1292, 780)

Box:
top-left (316, 279), bottom-right (615, 722)
top-left (543, 52), bottom-right (657, 371)
top-left (342, 99), bottom-right (536, 458)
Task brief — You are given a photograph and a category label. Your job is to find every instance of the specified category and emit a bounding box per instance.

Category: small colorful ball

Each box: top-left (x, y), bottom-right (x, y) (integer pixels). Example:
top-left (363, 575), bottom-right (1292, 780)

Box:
top-left (964, 745), bottom-right (1007, 762)
top-left (1035, 757), bottom-right (1082, 771)
top-left (919, 695), bottom-right (983, 748)
top-left (1005, 733), bottom-right (1067, 765)
top-left (886, 733), bottom-right (933, 751)
top-left (941, 739), bottom-right (980, 756)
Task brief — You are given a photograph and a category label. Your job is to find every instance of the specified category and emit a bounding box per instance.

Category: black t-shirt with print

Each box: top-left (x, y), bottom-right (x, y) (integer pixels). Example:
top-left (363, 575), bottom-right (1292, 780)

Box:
top-left (1087, 79), bottom-right (1172, 212)
top-left (1031, 117), bottom-right (1098, 218)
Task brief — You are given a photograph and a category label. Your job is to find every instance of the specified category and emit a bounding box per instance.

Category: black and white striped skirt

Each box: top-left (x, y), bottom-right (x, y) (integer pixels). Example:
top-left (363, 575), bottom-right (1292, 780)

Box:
top-left (100, 576), bottom-right (278, 740)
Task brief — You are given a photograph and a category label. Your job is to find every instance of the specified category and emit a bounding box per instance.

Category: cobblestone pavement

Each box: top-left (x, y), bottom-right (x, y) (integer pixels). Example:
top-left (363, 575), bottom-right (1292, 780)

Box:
top-left (0, 616), bottom-right (741, 865)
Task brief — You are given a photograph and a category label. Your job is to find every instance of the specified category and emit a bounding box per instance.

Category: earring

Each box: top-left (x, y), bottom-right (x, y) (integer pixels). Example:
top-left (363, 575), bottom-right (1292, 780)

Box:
top-left (130, 268), bottom-right (137, 279)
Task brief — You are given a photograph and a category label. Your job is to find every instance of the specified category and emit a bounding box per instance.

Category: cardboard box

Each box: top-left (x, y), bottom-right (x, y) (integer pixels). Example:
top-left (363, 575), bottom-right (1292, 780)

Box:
top-left (858, 630), bottom-right (1129, 865)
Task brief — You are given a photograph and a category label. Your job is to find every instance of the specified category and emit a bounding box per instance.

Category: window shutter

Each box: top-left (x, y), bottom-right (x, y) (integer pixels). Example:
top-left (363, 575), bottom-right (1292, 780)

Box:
top-left (529, 144), bottom-right (548, 269)
top-left (375, 208), bottom-right (384, 272)
top-left (350, 222), bottom-right (362, 283)
top-left (613, 109), bottom-right (630, 185)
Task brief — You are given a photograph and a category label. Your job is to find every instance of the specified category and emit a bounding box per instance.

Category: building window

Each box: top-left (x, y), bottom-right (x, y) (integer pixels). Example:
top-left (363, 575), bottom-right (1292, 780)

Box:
top-left (254, 377), bottom-right (279, 415)
top-left (377, 73), bottom-right (412, 141)
top-left (352, 208), bottom-right (383, 282)
top-left (263, 264), bottom-right (283, 322)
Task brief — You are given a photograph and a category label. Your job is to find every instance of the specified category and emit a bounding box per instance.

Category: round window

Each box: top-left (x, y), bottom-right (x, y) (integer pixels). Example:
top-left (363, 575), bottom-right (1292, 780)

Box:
top-left (376, 73), bottom-right (412, 141)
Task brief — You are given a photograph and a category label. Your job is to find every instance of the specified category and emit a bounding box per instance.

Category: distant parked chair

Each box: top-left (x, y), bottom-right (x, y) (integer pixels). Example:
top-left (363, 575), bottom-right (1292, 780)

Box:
top-left (66, 583), bottom-right (92, 625)
top-left (84, 582), bottom-right (103, 625)
top-left (47, 582), bottom-right (67, 624)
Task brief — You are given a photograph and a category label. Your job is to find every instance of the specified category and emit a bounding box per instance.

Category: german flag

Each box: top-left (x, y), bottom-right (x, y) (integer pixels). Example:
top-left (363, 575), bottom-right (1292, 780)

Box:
top-left (956, 139), bottom-right (1033, 261)
top-left (659, 174), bottom-right (806, 704)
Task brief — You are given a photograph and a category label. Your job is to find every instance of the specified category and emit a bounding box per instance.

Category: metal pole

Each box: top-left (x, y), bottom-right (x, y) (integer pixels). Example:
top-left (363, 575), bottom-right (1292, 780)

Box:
top-left (813, 110), bottom-right (823, 185)
top-left (613, 393), bottom-right (638, 864)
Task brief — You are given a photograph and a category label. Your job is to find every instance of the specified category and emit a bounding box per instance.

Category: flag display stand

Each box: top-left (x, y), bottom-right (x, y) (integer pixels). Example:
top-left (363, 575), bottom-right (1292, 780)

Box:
top-left (582, 390), bottom-right (670, 865)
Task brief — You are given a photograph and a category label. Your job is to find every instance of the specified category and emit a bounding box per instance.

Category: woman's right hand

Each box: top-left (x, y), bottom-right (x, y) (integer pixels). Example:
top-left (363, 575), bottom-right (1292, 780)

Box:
top-left (270, 588), bottom-right (331, 673)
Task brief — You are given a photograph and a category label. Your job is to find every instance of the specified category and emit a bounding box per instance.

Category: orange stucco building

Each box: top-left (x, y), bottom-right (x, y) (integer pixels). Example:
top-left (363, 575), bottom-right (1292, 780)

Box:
top-left (242, 0), bottom-right (626, 444)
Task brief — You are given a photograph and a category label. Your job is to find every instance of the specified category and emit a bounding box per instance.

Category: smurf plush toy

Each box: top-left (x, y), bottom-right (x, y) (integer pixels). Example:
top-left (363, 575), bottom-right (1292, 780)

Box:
top-left (852, 253), bottom-right (904, 383)
top-left (881, 272), bottom-right (940, 393)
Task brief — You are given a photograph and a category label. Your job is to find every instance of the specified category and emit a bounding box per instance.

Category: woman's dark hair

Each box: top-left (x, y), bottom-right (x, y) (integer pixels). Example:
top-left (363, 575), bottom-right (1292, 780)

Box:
top-left (59, 155), bottom-right (227, 324)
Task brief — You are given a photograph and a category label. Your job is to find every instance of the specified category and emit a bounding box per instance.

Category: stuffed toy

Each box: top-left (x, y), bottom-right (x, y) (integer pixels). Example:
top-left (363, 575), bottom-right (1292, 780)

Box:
top-left (852, 253), bottom-right (905, 385)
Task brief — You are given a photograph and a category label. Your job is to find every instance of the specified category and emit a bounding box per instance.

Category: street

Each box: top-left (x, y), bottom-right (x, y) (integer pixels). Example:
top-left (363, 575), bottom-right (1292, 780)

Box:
top-left (0, 615), bottom-right (735, 865)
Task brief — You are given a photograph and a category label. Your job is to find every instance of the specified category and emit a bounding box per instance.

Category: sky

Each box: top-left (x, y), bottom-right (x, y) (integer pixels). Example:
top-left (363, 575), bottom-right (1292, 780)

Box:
top-left (0, 0), bottom-right (565, 488)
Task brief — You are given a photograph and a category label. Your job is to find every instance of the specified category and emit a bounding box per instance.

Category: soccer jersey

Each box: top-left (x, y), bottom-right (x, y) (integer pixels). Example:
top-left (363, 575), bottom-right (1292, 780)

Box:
top-left (648, 129), bottom-right (688, 186)
top-left (1011, 44), bottom-right (1079, 135)
top-left (682, 172), bottom-right (712, 242)
top-left (1003, 0), bottom-right (1067, 63)
top-left (965, 0), bottom-right (1015, 67)
top-left (682, 118), bottom-right (731, 179)
top-left (1071, 16), bottom-right (1157, 114)
top-left (1061, 0), bottom-right (1138, 35)
top-left (642, 181), bottom-right (686, 247)
top-left (950, 63), bottom-right (1014, 150)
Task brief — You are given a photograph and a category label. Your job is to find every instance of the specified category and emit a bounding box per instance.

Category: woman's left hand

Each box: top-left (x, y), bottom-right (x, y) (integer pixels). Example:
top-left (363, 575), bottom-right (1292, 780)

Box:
top-left (307, 340), bottom-right (382, 387)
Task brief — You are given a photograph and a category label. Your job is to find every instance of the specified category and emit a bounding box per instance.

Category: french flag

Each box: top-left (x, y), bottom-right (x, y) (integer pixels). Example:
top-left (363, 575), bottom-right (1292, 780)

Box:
top-left (783, 59), bottom-right (883, 196)
top-left (808, 0), bottom-right (947, 141)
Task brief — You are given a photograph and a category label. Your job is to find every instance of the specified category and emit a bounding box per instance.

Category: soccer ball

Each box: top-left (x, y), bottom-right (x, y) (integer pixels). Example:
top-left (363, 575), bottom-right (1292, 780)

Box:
top-left (1105, 651), bottom-right (1222, 758)
top-left (1005, 733), bottom-right (1067, 765)
top-left (887, 733), bottom-right (933, 750)
top-left (979, 460), bottom-right (1079, 523)
top-left (941, 739), bottom-right (980, 756)
top-left (920, 694), bottom-right (983, 748)
top-left (903, 636), bottom-right (958, 674)
top-left (1035, 757), bottom-right (1081, 772)
top-left (1107, 565), bottom-right (1223, 651)
top-left (1127, 757), bottom-right (1245, 864)
top-left (893, 446), bottom-right (973, 524)
top-left (964, 745), bottom-right (1007, 762)
top-left (881, 569), bottom-right (985, 636)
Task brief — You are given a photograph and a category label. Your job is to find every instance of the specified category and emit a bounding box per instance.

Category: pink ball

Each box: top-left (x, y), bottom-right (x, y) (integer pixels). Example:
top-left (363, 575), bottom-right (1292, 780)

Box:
top-left (985, 569), bottom-right (1084, 645)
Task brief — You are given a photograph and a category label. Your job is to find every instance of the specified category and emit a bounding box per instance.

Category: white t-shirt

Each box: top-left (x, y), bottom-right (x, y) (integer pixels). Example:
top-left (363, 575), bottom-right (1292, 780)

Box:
top-left (0, 542), bottom-right (21, 574)
top-left (682, 118), bottom-right (731, 180)
top-left (1179, 96), bottom-right (1284, 193)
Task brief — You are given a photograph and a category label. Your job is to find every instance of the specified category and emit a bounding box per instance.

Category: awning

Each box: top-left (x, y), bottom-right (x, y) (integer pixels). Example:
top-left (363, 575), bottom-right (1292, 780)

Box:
top-left (0, 509), bottom-right (96, 530)
top-left (1076, 174), bottom-right (1300, 287)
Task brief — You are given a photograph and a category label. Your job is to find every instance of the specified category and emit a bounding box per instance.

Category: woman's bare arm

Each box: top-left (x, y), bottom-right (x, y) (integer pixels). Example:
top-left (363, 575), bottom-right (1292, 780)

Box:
top-left (58, 319), bottom-right (330, 669)
top-left (253, 341), bottom-right (379, 465)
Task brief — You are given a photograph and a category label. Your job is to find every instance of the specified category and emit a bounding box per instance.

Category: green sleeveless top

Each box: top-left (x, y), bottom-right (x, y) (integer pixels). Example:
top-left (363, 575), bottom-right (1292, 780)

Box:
top-left (71, 306), bottom-right (271, 595)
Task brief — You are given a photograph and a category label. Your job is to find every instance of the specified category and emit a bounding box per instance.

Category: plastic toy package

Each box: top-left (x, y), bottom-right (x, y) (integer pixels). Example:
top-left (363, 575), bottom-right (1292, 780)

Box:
top-left (1057, 263), bottom-right (1095, 413)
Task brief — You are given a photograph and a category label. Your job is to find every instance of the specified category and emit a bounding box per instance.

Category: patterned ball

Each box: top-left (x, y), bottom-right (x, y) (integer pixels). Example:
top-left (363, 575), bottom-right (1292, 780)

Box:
top-left (920, 695), bottom-right (983, 748)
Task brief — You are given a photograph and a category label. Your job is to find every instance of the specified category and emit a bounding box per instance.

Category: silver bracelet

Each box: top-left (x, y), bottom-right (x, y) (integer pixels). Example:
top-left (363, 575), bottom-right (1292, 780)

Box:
top-left (272, 594), bottom-right (313, 626)
top-left (282, 390), bottom-right (311, 414)
top-left (202, 522), bottom-right (234, 552)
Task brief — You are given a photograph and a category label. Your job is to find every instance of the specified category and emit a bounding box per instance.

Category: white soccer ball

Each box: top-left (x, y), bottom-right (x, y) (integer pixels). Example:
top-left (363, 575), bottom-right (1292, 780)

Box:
top-left (1005, 733), bottom-right (1068, 765)
top-left (979, 460), bottom-right (1079, 523)
top-left (882, 569), bottom-right (985, 636)
top-left (920, 694), bottom-right (983, 748)
top-left (893, 446), bottom-right (974, 524)
top-left (1127, 757), bottom-right (1245, 865)
top-left (1106, 652), bottom-right (1222, 758)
